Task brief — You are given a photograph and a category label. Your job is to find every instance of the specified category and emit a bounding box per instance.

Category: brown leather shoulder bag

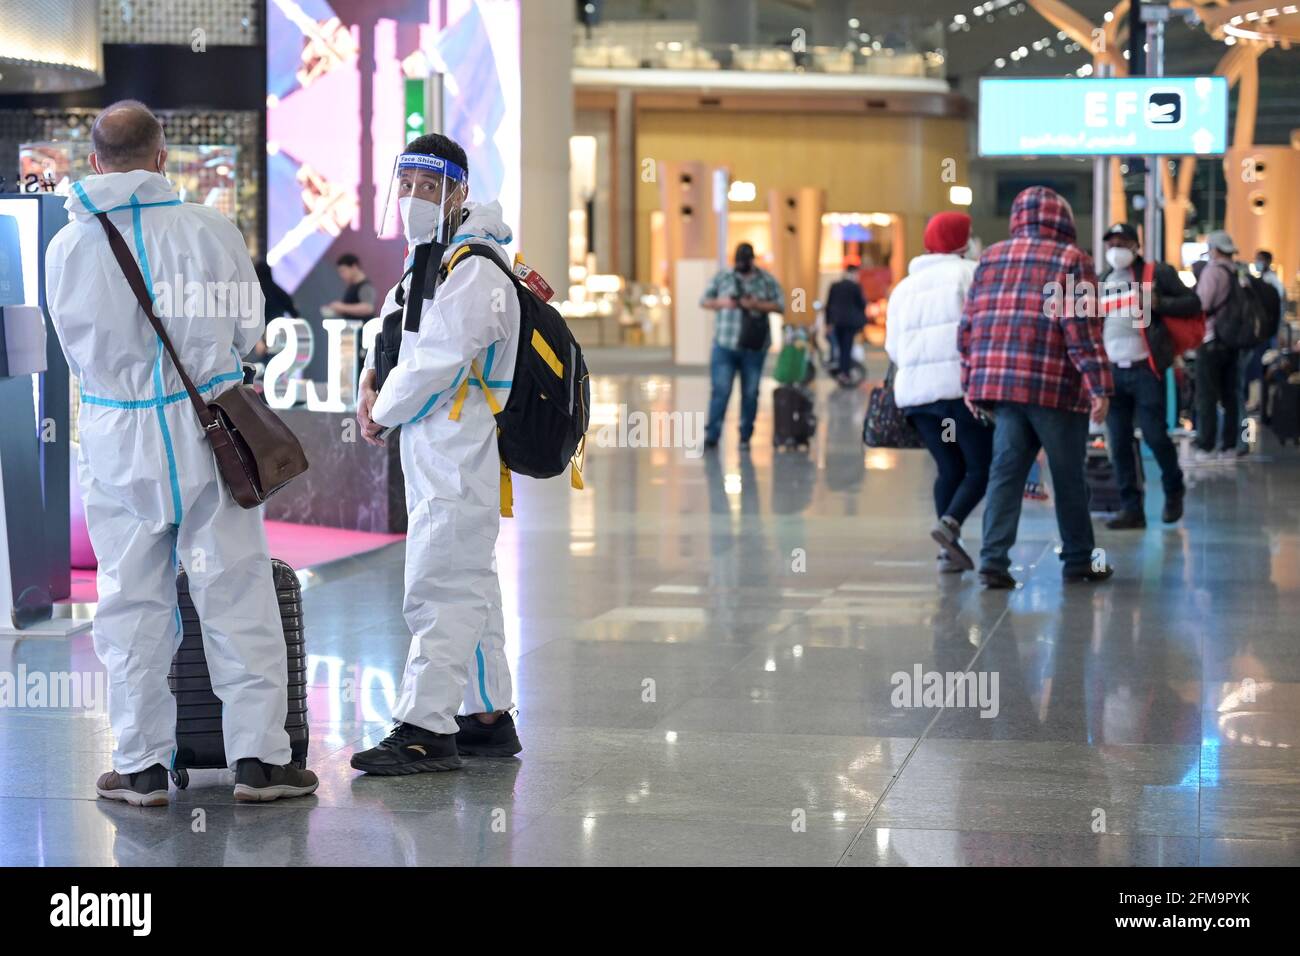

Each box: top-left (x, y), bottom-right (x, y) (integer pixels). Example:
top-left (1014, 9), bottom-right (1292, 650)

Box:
top-left (95, 212), bottom-right (308, 509)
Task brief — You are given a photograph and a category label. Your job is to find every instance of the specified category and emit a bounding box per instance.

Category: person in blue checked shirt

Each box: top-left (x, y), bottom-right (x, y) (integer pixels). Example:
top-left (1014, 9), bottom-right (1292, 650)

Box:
top-left (700, 242), bottom-right (785, 451)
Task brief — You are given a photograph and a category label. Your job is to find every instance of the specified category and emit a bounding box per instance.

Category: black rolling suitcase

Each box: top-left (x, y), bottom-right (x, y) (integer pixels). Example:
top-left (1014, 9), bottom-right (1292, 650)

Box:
top-left (1264, 350), bottom-right (1300, 445)
top-left (167, 558), bottom-right (309, 788)
top-left (1086, 435), bottom-right (1142, 514)
top-left (773, 384), bottom-right (816, 449)
top-left (1267, 379), bottom-right (1300, 444)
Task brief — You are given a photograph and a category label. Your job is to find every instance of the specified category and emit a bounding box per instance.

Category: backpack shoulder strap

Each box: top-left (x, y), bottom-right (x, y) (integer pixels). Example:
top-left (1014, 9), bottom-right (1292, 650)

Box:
top-left (439, 241), bottom-right (515, 284)
top-left (1208, 261), bottom-right (1237, 317)
top-left (400, 241), bottom-right (436, 333)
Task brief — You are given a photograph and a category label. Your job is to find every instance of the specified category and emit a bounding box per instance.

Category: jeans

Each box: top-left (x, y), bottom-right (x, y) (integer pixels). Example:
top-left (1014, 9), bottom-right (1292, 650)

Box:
top-left (706, 343), bottom-right (767, 443)
top-left (1195, 340), bottom-right (1240, 452)
top-left (907, 399), bottom-right (994, 526)
top-left (831, 325), bottom-right (860, 377)
top-left (1238, 342), bottom-right (1269, 449)
top-left (980, 402), bottom-right (1096, 575)
top-left (1105, 364), bottom-right (1184, 515)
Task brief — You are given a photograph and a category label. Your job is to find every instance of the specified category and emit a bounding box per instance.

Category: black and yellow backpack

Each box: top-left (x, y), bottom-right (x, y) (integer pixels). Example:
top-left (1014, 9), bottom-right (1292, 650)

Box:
top-left (441, 243), bottom-right (590, 502)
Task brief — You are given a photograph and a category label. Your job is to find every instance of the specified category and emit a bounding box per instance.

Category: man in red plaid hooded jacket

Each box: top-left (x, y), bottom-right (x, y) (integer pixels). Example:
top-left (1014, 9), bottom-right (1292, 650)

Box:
top-left (958, 186), bottom-right (1114, 589)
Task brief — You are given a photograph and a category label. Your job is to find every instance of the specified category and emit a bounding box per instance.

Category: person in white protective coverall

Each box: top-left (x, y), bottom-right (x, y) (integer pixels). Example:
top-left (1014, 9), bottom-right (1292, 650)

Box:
top-left (351, 133), bottom-right (523, 775)
top-left (44, 100), bottom-right (318, 805)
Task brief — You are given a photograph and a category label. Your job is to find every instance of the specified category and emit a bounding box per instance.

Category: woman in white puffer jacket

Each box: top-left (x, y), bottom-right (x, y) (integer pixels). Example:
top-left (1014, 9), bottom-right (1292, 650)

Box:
top-left (884, 212), bottom-right (992, 574)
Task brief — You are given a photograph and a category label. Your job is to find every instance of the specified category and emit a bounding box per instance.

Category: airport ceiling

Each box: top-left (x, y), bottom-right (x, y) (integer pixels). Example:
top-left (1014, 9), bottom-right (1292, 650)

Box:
top-left (588, 1), bottom-right (1300, 143)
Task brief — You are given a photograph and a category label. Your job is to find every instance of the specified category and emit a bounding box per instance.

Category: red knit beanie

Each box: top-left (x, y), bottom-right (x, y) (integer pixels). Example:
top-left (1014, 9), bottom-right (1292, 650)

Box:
top-left (924, 212), bottom-right (972, 254)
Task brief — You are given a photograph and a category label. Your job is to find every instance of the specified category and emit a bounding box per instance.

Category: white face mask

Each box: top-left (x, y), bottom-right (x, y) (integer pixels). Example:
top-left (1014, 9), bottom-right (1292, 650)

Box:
top-left (398, 195), bottom-right (442, 244)
top-left (1106, 246), bottom-right (1135, 271)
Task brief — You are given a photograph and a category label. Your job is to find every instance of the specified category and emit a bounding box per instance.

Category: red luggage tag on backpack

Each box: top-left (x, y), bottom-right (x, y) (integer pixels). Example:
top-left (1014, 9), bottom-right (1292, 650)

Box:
top-left (512, 257), bottom-right (555, 302)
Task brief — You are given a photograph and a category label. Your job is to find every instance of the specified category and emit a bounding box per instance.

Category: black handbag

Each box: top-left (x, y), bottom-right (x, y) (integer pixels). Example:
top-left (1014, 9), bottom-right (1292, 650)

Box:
top-left (737, 308), bottom-right (770, 351)
top-left (731, 272), bottom-right (771, 351)
top-left (863, 364), bottom-right (923, 449)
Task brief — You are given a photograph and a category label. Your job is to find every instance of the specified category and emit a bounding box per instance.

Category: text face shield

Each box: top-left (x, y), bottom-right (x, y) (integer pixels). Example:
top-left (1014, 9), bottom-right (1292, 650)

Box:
top-left (378, 153), bottom-right (468, 245)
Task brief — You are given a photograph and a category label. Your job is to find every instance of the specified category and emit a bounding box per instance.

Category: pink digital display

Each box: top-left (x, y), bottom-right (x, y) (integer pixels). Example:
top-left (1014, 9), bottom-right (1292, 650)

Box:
top-left (266, 0), bottom-right (521, 295)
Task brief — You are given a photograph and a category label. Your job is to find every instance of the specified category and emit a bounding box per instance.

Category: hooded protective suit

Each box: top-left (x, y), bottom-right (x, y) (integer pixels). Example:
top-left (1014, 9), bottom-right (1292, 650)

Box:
top-left (45, 170), bottom-right (290, 773)
top-left (367, 200), bottom-right (520, 734)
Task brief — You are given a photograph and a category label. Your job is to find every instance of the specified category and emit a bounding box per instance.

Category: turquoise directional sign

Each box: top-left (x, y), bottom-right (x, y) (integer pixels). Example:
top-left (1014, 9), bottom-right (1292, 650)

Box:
top-left (978, 76), bottom-right (1229, 157)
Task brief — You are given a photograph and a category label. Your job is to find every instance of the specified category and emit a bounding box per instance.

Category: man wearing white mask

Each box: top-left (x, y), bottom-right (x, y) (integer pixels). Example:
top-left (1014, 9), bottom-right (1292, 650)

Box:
top-left (1097, 223), bottom-right (1201, 529)
top-left (44, 100), bottom-right (318, 804)
top-left (351, 134), bottom-right (523, 774)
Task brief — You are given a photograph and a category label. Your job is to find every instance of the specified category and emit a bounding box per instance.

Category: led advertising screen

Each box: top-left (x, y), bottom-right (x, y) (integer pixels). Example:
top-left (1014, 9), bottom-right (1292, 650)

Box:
top-left (266, 0), bottom-right (522, 293)
top-left (978, 76), bottom-right (1229, 157)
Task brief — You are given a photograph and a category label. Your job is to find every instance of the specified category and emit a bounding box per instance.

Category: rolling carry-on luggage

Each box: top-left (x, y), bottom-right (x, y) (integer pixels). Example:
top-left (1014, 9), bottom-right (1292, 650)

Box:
top-left (1267, 378), bottom-right (1300, 444)
top-left (1264, 350), bottom-right (1300, 444)
top-left (773, 384), bottom-right (816, 449)
top-left (1086, 435), bottom-right (1142, 514)
top-left (167, 558), bottom-right (309, 788)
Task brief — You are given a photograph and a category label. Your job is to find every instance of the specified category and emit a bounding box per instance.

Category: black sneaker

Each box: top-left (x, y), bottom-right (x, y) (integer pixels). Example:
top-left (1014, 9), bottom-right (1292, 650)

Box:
top-left (1162, 492), bottom-right (1184, 524)
top-left (455, 712), bottom-right (523, 757)
top-left (233, 759), bottom-right (319, 802)
top-left (978, 569), bottom-right (1018, 590)
top-left (96, 764), bottom-right (169, 807)
top-left (349, 722), bottom-right (463, 775)
top-left (1063, 564), bottom-right (1115, 583)
top-left (1105, 512), bottom-right (1146, 530)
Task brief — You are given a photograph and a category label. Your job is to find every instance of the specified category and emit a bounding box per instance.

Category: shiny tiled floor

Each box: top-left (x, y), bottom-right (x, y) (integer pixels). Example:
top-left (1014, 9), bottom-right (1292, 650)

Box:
top-left (4, 360), bottom-right (1300, 866)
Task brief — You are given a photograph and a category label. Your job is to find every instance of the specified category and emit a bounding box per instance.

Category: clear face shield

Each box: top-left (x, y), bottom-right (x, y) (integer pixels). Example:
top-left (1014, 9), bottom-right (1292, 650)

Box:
top-left (378, 152), bottom-right (469, 248)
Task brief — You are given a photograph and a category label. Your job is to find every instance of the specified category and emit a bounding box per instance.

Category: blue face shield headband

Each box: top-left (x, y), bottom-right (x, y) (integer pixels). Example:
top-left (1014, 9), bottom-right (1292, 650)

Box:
top-left (396, 152), bottom-right (467, 183)
top-left (378, 152), bottom-right (469, 240)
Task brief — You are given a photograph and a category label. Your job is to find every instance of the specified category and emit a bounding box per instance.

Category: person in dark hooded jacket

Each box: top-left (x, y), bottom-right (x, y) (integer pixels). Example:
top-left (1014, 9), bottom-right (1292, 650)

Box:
top-left (958, 186), bottom-right (1114, 589)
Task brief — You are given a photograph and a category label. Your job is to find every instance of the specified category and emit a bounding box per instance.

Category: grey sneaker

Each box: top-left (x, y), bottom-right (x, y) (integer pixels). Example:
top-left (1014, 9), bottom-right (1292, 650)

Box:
top-left (930, 517), bottom-right (974, 571)
top-left (936, 552), bottom-right (965, 574)
top-left (233, 758), bottom-right (319, 802)
top-left (96, 764), bottom-right (169, 807)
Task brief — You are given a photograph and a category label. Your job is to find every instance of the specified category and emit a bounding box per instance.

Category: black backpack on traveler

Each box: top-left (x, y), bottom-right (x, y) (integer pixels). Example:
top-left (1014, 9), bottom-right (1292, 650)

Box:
top-left (441, 244), bottom-right (590, 484)
top-left (1212, 263), bottom-right (1281, 349)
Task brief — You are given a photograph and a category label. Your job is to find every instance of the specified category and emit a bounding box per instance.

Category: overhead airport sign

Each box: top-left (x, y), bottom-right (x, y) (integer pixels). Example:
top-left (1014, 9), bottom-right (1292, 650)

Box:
top-left (978, 76), bottom-right (1229, 157)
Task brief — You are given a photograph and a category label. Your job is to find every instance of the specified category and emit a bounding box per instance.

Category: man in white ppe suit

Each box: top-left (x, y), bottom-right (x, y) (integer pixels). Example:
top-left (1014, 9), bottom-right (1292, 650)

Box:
top-left (44, 100), bottom-right (318, 805)
top-left (351, 133), bottom-right (523, 774)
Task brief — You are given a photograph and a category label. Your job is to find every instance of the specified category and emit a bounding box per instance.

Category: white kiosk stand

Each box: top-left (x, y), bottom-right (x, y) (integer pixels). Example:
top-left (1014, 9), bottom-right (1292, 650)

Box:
top-left (0, 193), bottom-right (84, 639)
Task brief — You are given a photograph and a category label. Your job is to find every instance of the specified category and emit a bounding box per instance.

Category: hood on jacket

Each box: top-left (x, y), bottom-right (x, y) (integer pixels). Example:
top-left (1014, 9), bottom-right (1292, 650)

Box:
top-left (1008, 186), bottom-right (1077, 245)
top-left (449, 200), bottom-right (513, 251)
top-left (64, 171), bottom-right (179, 223)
